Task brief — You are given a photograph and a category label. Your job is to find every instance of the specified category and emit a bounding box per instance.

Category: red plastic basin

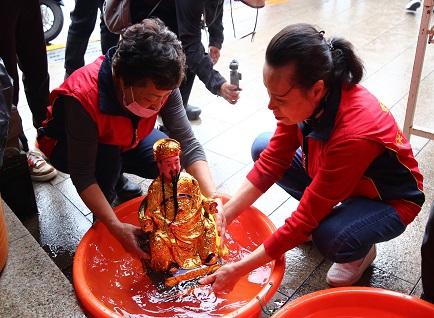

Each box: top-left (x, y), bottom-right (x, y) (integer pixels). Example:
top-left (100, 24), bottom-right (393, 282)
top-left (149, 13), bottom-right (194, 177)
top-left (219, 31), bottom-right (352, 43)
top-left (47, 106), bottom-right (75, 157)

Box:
top-left (272, 287), bottom-right (434, 317)
top-left (73, 195), bottom-right (285, 317)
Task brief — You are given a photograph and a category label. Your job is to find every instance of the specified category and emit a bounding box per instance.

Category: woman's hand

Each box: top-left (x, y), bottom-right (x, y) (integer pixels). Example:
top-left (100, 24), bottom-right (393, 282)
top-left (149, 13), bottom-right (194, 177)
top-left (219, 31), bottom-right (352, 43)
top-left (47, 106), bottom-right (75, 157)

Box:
top-left (219, 82), bottom-right (241, 105)
top-left (200, 245), bottom-right (273, 294)
top-left (80, 184), bottom-right (150, 260)
top-left (213, 198), bottom-right (227, 247)
top-left (112, 222), bottom-right (150, 260)
top-left (198, 263), bottom-right (241, 294)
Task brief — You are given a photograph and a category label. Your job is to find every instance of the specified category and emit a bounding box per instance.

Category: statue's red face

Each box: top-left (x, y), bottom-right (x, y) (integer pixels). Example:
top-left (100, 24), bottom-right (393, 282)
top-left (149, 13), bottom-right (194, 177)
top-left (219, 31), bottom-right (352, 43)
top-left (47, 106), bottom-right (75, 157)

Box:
top-left (158, 156), bottom-right (181, 180)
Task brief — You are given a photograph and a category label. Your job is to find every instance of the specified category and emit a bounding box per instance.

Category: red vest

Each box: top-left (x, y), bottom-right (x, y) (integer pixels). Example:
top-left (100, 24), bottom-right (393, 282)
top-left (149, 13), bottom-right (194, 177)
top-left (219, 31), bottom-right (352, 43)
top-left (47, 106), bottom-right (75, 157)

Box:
top-left (39, 56), bottom-right (158, 157)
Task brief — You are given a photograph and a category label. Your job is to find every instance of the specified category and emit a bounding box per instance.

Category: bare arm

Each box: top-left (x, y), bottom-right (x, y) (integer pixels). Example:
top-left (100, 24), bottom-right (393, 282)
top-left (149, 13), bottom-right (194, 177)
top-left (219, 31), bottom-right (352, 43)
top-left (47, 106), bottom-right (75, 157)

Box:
top-left (185, 159), bottom-right (218, 198)
top-left (224, 178), bottom-right (263, 224)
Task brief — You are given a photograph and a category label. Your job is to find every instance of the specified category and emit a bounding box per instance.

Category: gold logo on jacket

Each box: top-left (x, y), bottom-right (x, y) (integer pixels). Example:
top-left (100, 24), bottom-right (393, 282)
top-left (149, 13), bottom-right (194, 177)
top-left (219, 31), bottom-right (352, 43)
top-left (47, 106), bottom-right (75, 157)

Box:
top-left (380, 101), bottom-right (390, 113)
top-left (396, 129), bottom-right (404, 146)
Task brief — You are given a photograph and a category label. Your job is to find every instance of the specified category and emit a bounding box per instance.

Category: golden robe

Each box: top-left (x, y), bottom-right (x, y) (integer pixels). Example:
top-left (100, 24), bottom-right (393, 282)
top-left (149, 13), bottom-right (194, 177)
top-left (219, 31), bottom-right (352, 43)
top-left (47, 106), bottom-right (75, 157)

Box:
top-left (140, 172), bottom-right (219, 272)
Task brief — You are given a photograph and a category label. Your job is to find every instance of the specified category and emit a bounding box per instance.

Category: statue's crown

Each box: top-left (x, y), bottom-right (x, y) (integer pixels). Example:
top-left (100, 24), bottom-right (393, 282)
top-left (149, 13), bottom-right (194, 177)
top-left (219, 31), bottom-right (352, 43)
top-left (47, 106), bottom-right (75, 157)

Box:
top-left (153, 138), bottom-right (182, 162)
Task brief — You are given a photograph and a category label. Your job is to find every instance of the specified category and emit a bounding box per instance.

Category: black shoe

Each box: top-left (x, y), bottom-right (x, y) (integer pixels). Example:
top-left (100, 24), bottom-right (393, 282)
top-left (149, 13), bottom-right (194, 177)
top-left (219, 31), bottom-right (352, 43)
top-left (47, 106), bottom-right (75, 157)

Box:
top-left (115, 174), bottom-right (142, 201)
top-left (185, 104), bottom-right (201, 120)
top-left (405, 0), bottom-right (421, 12)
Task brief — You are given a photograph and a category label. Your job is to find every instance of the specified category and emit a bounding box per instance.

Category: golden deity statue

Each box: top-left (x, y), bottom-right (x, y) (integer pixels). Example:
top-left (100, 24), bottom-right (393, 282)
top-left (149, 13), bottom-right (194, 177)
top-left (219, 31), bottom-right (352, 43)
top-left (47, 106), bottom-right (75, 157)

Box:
top-left (138, 138), bottom-right (227, 287)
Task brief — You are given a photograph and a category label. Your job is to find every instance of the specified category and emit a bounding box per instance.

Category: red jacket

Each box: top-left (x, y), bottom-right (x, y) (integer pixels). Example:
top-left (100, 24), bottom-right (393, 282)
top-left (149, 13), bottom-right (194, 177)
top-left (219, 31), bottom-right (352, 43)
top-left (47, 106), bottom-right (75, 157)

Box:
top-left (39, 53), bottom-right (159, 157)
top-left (247, 84), bottom-right (425, 259)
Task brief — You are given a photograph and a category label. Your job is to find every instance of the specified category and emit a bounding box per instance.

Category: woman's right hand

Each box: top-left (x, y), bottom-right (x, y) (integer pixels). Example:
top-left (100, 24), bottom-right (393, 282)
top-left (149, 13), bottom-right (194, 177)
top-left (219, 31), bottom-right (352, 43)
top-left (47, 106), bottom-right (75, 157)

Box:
top-left (112, 222), bottom-right (150, 260)
top-left (79, 184), bottom-right (150, 260)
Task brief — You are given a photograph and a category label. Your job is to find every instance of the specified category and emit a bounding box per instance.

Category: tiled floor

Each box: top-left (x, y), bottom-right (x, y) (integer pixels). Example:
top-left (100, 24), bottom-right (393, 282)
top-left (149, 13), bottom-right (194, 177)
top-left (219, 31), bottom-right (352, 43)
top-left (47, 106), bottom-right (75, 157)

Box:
top-left (11, 0), bottom-right (434, 314)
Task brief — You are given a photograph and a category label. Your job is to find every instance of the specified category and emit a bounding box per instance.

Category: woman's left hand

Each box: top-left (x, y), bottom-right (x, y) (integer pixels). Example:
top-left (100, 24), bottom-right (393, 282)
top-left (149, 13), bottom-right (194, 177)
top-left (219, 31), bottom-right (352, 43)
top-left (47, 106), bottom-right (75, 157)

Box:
top-left (198, 263), bottom-right (240, 294)
top-left (200, 245), bottom-right (272, 294)
top-left (214, 198), bottom-right (227, 247)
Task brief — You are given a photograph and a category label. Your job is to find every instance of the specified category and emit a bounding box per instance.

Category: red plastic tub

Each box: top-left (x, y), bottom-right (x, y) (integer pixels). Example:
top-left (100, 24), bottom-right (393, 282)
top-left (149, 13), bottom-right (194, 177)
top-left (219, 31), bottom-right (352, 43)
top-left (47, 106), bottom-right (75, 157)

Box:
top-left (272, 287), bottom-right (434, 317)
top-left (73, 195), bottom-right (285, 317)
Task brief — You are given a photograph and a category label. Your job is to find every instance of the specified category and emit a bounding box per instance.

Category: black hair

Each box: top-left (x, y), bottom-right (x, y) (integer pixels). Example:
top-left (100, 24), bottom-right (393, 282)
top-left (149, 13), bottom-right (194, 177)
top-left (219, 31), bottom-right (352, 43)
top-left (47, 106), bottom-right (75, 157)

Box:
top-left (265, 23), bottom-right (364, 90)
top-left (112, 18), bottom-right (186, 90)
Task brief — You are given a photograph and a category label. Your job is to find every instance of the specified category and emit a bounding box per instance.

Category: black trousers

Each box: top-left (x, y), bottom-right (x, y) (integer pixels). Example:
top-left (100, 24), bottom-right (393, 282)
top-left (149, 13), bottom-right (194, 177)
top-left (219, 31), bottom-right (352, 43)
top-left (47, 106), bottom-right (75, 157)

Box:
top-left (0, 0), bottom-right (50, 130)
top-left (64, 0), bottom-right (120, 78)
top-left (421, 201), bottom-right (434, 304)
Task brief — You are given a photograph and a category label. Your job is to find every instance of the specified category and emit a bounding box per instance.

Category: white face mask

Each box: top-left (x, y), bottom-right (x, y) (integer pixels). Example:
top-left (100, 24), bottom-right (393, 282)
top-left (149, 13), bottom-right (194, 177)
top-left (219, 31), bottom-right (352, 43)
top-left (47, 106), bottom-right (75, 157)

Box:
top-left (123, 87), bottom-right (159, 118)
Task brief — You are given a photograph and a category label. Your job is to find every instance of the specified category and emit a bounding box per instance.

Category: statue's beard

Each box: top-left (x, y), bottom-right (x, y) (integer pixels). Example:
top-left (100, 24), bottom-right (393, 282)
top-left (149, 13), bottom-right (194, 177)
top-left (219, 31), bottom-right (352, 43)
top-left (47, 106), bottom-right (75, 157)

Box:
top-left (170, 169), bottom-right (180, 185)
top-left (162, 169), bottom-right (180, 225)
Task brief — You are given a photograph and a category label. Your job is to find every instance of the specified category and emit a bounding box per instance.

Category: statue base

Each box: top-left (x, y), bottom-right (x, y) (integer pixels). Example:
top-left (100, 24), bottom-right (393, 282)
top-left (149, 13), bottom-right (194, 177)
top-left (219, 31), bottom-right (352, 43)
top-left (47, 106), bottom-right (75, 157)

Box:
top-left (143, 259), bottom-right (222, 290)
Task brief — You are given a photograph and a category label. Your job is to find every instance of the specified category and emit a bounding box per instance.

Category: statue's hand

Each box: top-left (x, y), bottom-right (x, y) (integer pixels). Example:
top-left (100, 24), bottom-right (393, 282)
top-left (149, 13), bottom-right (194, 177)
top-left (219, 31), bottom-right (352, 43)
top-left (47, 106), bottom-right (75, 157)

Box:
top-left (208, 201), bottom-right (218, 214)
top-left (142, 218), bottom-right (154, 233)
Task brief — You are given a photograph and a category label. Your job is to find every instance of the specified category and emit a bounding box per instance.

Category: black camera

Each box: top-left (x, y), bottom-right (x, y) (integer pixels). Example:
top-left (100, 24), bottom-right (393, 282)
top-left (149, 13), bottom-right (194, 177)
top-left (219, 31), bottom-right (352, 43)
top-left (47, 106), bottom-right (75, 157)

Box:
top-left (230, 59), bottom-right (242, 90)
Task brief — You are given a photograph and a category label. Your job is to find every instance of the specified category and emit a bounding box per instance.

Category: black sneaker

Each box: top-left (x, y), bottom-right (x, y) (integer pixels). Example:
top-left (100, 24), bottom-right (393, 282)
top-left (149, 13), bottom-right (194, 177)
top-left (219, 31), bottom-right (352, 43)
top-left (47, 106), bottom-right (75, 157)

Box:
top-left (185, 105), bottom-right (201, 120)
top-left (406, 0), bottom-right (421, 12)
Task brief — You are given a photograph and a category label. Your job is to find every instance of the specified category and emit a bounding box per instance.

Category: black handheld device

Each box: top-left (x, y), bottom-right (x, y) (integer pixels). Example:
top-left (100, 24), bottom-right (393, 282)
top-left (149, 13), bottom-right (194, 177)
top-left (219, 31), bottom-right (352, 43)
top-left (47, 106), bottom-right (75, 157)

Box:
top-left (230, 59), bottom-right (241, 90)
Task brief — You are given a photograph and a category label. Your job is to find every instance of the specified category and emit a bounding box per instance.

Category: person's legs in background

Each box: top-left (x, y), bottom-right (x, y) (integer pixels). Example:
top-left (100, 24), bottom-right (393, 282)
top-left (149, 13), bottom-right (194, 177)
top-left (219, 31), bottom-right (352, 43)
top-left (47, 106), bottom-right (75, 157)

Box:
top-left (0, 2), bottom-right (27, 153)
top-left (406, 0), bottom-right (422, 12)
top-left (421, 201), bottom-right (434, 304)
top-left (180, 69), bottom-right (202, 120)
top-left (64, 0), bottom-right (99, 79)
top-left (64, 0), bottom-right (119, 79)
top-left (0, 0), bottom-right (57, 182)
top-left (0, 2), bottom-right (23, 118)
top-left (98, 0), bottom-right (120, 54)
top-left (16, 7), bottom-right (50, 130)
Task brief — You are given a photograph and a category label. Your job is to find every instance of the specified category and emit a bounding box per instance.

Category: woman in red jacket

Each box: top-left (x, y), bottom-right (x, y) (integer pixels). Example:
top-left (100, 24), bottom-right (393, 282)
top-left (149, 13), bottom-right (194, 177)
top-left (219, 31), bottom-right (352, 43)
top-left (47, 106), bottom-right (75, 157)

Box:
top-left (200, 23), bottom-right (425, 293)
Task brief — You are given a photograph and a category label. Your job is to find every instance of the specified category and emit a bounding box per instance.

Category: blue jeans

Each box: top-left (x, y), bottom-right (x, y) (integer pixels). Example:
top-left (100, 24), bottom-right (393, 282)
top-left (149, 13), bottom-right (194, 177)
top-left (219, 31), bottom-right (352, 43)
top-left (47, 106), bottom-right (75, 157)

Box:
top-left (51, 128), bottom-right (167, 204)
top-left (421, 201), bottom-right (434, 304)
top-left (251, 132), bottom-right (406, 263)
